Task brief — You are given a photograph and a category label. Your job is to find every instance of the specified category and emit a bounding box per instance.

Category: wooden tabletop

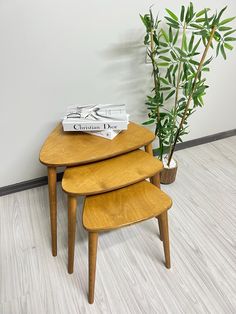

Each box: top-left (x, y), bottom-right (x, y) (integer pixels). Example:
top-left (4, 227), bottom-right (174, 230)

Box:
top-left (83, 181), bottom-right (172, 232)
top-left (62, 150), bottom-right (163, 195)
top-left (39, 122), bottom-right (155, 167)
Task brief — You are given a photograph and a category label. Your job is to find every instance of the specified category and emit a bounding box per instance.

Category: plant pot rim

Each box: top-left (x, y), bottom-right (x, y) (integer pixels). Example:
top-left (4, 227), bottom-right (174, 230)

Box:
top-left (162, 157), bottom-right (178, 170)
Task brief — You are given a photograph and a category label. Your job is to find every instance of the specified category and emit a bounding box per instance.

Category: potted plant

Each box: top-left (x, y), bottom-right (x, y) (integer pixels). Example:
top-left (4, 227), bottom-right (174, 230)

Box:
top-left (140, 3), bottom-right (235, 183)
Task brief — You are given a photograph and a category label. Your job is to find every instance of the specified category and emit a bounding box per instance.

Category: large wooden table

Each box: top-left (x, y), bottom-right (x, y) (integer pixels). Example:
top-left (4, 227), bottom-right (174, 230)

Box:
top-left (39, 122), bottom-right (155, 256)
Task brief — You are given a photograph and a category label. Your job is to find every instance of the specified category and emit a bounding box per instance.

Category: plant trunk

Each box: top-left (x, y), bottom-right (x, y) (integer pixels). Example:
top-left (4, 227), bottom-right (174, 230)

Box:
top-left (150, 29), bottom-right (163, 159)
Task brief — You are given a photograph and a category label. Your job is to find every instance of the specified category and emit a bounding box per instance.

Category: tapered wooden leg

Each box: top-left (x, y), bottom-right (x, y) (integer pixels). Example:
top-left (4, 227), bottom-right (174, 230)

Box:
top-left (48, 167), bottom-right (57, 256)
top-left (159, 211), bottom-right (171, 269)
top-left (88, 232), bottom-right (98, 304)
top-left (68, 195), bottom-right (77, 274)
top-left (157, 216), bottom-right (163, 241)
top-left (152, 172), bottom-right (161, 189)
top-left (151, 172), bottom-right (163, 241)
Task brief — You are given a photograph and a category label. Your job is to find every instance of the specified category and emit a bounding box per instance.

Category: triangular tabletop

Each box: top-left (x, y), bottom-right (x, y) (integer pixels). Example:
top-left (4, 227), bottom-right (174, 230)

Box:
top-left (39, 122), bottom-right (155, 167)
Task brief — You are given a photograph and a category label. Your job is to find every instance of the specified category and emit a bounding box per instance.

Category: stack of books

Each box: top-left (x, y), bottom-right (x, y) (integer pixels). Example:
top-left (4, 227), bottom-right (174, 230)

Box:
top-left (62, 104), bottom-right (129, 140)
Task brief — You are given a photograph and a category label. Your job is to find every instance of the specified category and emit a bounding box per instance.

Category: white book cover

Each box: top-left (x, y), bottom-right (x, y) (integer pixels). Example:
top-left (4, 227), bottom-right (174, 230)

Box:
top-left (65, 104), bottom-right (127, 119)
top-left (62, 104), bottom-right (129, 131)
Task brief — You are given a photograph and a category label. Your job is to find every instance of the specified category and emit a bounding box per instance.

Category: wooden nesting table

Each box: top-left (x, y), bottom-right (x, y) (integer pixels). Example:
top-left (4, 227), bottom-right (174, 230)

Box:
top-left (39, 122), bottom-right (157, 256)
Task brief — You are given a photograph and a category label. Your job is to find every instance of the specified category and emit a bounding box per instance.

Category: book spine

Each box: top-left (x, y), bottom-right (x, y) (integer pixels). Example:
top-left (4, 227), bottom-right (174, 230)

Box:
top-left (62, 120), bottom-right (128, 131)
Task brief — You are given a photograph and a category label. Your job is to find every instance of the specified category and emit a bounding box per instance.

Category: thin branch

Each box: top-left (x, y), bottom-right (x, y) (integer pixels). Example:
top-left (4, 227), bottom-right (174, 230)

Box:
top-left (167, 26), bottom-right (217, 164)
top-left (167, 23), bottom-right (187, 166)
top-left (150, 28), bottom-right (163, 155)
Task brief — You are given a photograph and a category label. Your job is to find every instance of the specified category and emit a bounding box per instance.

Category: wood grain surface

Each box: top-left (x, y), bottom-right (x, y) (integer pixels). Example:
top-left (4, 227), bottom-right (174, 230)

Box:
top-left (83, 181), bottom-right (172, 232)
top-left (39, 122), bottom-right (155, 166)
top-left (62, 150), bottom-right (163, 195)
top-left (1, 136), bottom-right (236, 313)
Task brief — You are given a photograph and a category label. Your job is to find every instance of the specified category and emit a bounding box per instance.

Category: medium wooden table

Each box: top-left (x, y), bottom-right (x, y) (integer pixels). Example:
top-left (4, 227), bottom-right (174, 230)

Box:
top-left (39, 122), bottom-right (155, 256)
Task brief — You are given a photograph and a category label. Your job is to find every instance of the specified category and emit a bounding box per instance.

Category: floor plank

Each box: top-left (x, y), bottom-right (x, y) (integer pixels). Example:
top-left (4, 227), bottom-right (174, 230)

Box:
top-left (0, 136), bottom-right (236, 313)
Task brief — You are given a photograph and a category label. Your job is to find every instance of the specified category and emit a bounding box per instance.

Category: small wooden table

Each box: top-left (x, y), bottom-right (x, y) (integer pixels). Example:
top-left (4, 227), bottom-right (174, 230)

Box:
top-left (39, 122), bottom-right (155, 256)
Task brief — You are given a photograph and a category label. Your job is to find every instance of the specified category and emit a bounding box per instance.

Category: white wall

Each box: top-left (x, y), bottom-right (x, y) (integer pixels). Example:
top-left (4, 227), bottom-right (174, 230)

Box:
top-left (0, 0), bottom-right (235, 187)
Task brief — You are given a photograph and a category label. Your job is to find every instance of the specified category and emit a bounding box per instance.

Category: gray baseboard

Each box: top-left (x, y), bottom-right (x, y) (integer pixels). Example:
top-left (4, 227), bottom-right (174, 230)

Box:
top-left (0, 173), bottom-right (63, 197)
top-left (1, 128), bottom-right (235, 197)
top-left (173, 128), bottom-right (236, 152)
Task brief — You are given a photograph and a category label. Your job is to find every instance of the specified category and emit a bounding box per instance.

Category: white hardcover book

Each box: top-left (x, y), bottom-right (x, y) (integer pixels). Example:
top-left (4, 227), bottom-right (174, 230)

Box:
top-left (62, 114), bottom-right (129, 131)
top-left (85, 129), bottom-right (122, 140)
top-left (65, 104), bottom-right (126, 119)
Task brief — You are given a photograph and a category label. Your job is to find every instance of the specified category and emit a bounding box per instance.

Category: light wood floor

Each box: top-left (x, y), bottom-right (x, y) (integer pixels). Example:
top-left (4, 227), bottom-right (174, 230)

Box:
top-left (0, 137), bottom-right (236, 314)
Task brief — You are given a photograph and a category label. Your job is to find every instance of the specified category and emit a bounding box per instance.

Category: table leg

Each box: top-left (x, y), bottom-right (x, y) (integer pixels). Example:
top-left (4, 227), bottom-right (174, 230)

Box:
top-left (145, 143), bottom-right (163, 241)
top-left (48, 166), bottom-right (57, 256)
top-left (144, 143), bottom-right (153, 155)
top-left (68, 195), bottom-right (77, 274)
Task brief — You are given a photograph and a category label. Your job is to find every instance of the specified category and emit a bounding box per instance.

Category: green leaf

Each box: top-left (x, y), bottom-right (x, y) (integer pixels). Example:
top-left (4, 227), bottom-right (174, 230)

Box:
top-left (219, 17), bottom-right (236, 26)
top-left (157, 62), bottom-right (170, 67)
top-left (190, 23), bottom-right (203, 30)
top-left (214, 31), bottom-right (221, 42)
top-left (188, 63), bottom-right (196, 74)
top-left (215, 6), bottom-right (227, 25)
top-left (224, 43), bottom-right (234, 50)
top-left (173, 29), bottom-right (179, 45)
top-left (159, 56), bottom-right (172, 62)
top-left (170, 51), bottom-right (177, 60)
top-left (194, 29), bottom-right (208, 36)
top-left (152, 34), bottom-right (159, 46)
top-left (196, 8), bottom-right (210, 18)
top-left (195, 18), bottom-right (206, 23)
top-left (140, 14), bottom-right (151, 30)
top-left (175, 47), bottom-right (187, 57)
top-left (191, 39), bottom-right (201, 54)
top-left (166, 23), bottom-right (179, 30)
top-left (173, 64), bottom-right (178, 76)
top-left (202, 67), bottom-right (210, 71)
top-left (159, 41), bottom-right (168, 47)
top-left (169, 27), bottom-right (173, 42)
top-left (224, 37), bottom-right (236, 41)
top-left (183, 63), bottom-right (190, 80)
top-left (189, 59), bottom-right (199, 66)
top-left (139, 14), bottom-right (146, 26)
top-left (143, 119), bottom-right (155, 125)
top-left (180, 5), bottom-right (185, 22)
top-left (224, 29), bottom-right (236, 37)
top-left (155, 14), bottom-right (160, 29)
top-left (161, 29), bottom-right (169, 42)
top-left (189, 34), bottom-right (195, 51)
top-left (183, 32), bottom-right (187, 51)
top-left (160, 87), bottom-right (172, 91)
top-left (149, 8), bottom-right (154, 25)
top-left (185, 7), bottom-right (190, 23)
top-left (220, 44), bottom-right (227, 59)
top-left (218, 26), bottom-right (232, 31)
top-left (204, 9), bottom-right (210, 28)
top-left (144, 34), bottom-right (149, 45)
top-left (189, 2), bottom-right (194, 20)
top-left (194, 86), bottom-right (206, 97)
top-left (158, 48), bottom-right (170, 54)
top-left (159, 77), bottom-right (170, 85)
top-left (165, 89), bottom-right (175, 100)
top-left (203, 56), bottom-right (213, 66)
top-left (166, 8), bottom-right (178, 21)
top-left (165, 16), bottom-right (179, 26)
top-left (166, 66), bottom-right (173, 84)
